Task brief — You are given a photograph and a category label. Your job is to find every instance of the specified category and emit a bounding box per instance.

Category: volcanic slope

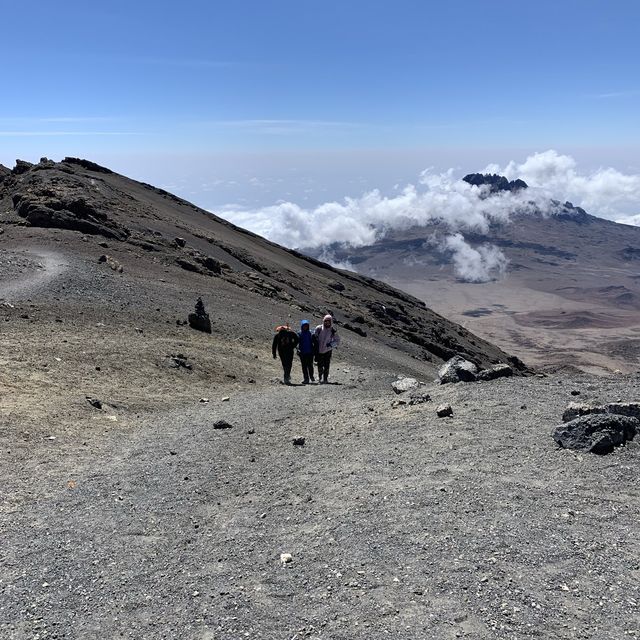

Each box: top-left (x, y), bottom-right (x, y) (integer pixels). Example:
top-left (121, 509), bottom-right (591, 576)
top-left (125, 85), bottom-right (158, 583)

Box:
top-left (327, 177), bottom-right (640, 374)
top-left (0, 157), bottom-right (524, 430)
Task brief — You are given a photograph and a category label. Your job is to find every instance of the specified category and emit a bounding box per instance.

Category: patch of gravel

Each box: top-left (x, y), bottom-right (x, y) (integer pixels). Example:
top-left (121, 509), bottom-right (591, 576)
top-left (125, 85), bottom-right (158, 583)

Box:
top-left (0, 252), bottom-right (43, 277)
top-left (2, 373), bottom-right (639, 639)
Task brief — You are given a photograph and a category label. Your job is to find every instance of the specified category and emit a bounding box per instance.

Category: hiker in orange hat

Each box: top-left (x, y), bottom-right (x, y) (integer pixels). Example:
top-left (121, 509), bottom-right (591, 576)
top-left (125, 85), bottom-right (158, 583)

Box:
top-left (272, 323), bottom-right (299, 385)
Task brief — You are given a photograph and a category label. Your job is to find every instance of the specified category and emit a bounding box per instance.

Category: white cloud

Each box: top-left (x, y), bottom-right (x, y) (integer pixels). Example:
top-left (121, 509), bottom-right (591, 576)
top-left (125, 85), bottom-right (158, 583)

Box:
top-left (594, 90), bottom-right (640, 99)
top-left (315, 249), bottom-right (356, 272)
top-left (495, 150), bottom-right (640, 218)
top-left (437, 233), bottom-right (509, 283)
top-left (616, 213), bottom-right (640, 226)
top-left (219, 172), bottom-right (541, 250)
top-left (217, 150), bottom-right (640, 278)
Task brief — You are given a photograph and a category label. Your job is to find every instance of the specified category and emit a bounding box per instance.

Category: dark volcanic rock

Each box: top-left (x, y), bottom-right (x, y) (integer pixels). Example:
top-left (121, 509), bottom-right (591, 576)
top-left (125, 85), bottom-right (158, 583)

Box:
top-left (195, 255), bottom-right (222, 274)
top-left (367, 301), bottom-right (411, 325)
top-left (408, 391), bottom-right (431, 406)
top-left (86, 396), bottom-right (103, 409)
top-left (12, 192), bottom-right (129, 240)
top-left (605, 402), bottom-right (640, 419)
top-left (552, 414), bottom-right (638, 454)
top-left (169, 354), bottom-right (192, 370)
top-left (0, 164), bottom-right (10, 184)
top-left (176, 258), bottom-right (204, 274)
top-left (212, 420), bottom-right (233, 430)
top-left (436, 404), bottom-right (453, 417)
top-left (62, 157), bottom-right (113, 174)
top-left (463, 173), bottom-right (528, 193)
top-left (188, 297), bottom-right (212, 334)
top-left (12, 159), bottom-right (34, 175)
top-left (343, 323), bottom-right (367, 337)
top-left (129, 238), bottom-right (161, 252)
top-left (438, 356), bottom-right (478, 384)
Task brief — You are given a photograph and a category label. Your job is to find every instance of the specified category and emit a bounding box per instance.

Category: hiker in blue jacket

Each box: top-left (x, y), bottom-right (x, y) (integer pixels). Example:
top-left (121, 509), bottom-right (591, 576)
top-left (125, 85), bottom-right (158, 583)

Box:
top-left (297, 319), bottom-right (316, 384)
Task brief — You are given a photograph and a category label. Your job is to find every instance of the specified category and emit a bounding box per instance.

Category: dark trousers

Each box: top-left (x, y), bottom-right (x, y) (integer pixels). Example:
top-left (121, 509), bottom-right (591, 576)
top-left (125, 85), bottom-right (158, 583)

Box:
top-left (279, 349), bottom-right (294, 380)
top-left (299, 353), bottom-right (315, 381)
top-left (316, 350), bottom-right (332, 381)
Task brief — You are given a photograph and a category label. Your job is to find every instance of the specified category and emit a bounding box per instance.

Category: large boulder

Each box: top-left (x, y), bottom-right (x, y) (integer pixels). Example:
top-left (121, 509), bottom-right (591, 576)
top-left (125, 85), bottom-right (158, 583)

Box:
top-left (605, 402), bottom-right (640, 419)
top-left (392, 377), bottom-right (421, 394)
top-left (438, 356), bottom-right (478, 384)
top-left (476, 364), bottom-right (513, 381)
top-left (552, 414), bottom-right (638, 454)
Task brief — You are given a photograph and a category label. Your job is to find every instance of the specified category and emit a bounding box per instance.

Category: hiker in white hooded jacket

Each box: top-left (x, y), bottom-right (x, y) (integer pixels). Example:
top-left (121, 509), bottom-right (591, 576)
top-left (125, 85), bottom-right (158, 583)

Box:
top-left (314, 314), bottom-right (340, 384)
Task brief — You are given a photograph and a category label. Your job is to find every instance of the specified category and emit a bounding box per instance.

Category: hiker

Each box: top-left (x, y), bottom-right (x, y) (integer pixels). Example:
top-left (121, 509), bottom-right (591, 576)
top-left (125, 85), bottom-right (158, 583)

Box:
top-left (297, 319), bottom-right (316, 384)
top-left (314, 314), bottom-right (340, 384)
top-left (272, 324), bottom-right (299, 385)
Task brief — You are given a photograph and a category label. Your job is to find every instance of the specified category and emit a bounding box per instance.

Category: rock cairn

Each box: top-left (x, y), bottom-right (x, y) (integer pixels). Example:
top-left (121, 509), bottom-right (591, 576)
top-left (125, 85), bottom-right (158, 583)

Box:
top-left (188, 297), bottom-right (212, 333)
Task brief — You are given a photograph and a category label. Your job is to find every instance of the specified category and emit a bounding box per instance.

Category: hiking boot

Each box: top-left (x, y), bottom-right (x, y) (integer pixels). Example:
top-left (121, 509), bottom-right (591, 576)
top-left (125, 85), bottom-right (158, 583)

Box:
top-left (302, 379), bottom-right (309, 385)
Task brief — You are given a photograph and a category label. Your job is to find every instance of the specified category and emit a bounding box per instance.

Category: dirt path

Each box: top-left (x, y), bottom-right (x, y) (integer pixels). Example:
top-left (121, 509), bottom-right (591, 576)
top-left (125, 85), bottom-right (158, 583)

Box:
top-left (0, 248), bottom-right (69, 302)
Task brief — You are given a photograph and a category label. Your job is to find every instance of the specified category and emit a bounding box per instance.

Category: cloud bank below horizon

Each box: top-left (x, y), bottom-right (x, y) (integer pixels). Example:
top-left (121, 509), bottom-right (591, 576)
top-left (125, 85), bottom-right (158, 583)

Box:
top-left (218, 150), bottom-right (640, 282)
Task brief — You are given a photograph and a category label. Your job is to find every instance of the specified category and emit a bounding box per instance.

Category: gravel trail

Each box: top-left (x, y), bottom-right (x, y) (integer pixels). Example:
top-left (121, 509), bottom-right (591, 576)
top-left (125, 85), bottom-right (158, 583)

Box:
top-left (2, 373), bottom-right (639, 639)
top-left (0, 248), bottom-right (69, 302)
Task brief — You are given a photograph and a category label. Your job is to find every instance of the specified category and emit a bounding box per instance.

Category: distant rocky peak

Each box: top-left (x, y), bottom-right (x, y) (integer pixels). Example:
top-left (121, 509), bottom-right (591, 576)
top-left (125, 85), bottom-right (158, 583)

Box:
top-left (551, 200), bottom-right (590, 224)
top-left (462, 172), bottom-right (592, 223)
top-left (463, 173), bottom-right (528, 193)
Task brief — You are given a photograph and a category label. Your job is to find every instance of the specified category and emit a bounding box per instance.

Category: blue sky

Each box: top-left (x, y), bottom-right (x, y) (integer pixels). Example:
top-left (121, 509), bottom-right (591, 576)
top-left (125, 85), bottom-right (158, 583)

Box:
top-left (1, 1), bottom-right (640, 210)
